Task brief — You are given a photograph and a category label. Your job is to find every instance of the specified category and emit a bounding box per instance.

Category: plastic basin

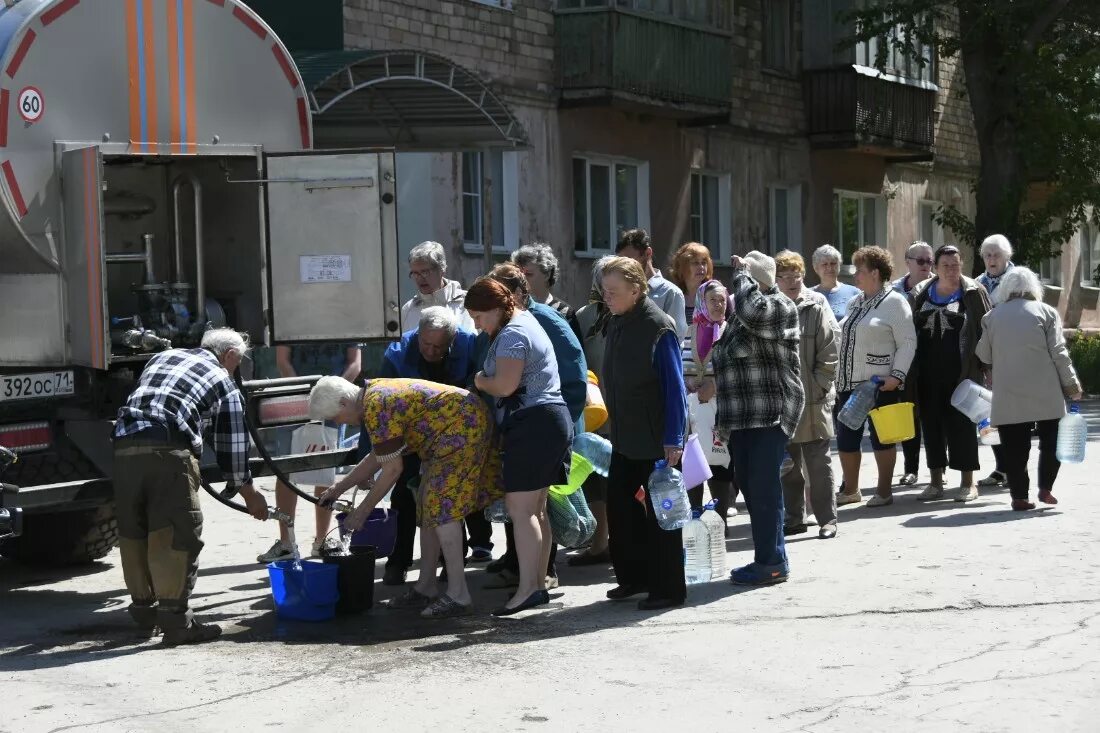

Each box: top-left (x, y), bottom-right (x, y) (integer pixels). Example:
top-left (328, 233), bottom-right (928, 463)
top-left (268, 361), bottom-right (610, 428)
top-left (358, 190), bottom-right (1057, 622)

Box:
top-left (267, 559), bottom-right (339, 621)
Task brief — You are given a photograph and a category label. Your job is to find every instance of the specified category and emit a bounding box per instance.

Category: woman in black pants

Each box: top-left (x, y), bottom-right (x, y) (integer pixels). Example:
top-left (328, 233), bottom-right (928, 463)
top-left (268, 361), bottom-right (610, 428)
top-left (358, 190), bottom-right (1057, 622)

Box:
top-left (975, 267), bottom-right (1082, 510)
top-left (600, 257), bottom-right (688, 611)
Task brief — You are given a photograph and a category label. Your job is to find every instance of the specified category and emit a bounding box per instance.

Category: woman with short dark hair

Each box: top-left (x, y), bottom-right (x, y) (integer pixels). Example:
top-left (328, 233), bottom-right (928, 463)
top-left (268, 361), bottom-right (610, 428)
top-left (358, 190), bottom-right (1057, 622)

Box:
top-left (908, 245), bottom-right (992, 503)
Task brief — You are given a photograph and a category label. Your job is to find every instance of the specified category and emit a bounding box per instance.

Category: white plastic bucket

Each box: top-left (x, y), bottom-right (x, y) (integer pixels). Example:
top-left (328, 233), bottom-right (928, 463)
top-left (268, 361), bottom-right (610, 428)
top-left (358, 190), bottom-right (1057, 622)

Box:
top-left (950, 379), bottom-right (992, 424)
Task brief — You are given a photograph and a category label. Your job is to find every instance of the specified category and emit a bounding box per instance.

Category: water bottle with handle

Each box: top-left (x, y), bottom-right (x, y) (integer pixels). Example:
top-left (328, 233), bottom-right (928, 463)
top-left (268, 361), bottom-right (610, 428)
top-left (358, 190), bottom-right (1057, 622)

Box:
top-left (978, 418), bottom-right (1001, 446)
top-left (700, 500), bottom-right (727, 580)
top-left (682, 508), bottom-right (711, 585)
top-left (573, 432), bottom-right (612, 478)
top-left (1056, 403), bottom-right (1087, 464)
top-left (838, 376), bottom-right (883, 431)
top-left (648, 460), bottom-right (691, 530)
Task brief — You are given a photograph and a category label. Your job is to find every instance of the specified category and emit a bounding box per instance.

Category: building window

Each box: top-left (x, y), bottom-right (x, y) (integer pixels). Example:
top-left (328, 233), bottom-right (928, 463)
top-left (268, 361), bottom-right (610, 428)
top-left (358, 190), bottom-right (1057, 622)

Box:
top-left (462, 151), bottom-right (519, 252)
top-left (1081, 221), bottom-right (1100, 286)
top-left (919, 200), bottom-right (944, 246)
top-left (556, 0), bottom-right (733, 32)
top-left (763, 0), bottom-right (793, 72)
top-left (833, 191), bottom-right (882, 261)
top-left (768, 185), bottom-right (802, 255)
top-left (689, 171), bottom-right (731, 260)
top-left (573, 156), bottom-right (649, 254)
top-left (1040, 254), bottom-right (1062, 287)
top-left (855, 16), bottom-right (935, 84)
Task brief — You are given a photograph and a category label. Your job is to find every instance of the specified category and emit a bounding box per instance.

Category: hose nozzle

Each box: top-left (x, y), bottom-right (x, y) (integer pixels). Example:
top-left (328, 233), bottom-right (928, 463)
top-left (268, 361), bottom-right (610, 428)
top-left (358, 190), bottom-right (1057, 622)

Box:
top-left (268, 508), bottom-right (294, 526)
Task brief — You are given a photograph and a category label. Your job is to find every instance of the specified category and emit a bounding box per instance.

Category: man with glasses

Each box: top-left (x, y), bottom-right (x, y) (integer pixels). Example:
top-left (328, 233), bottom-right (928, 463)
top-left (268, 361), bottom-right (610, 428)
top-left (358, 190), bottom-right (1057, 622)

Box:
top-left (363, 306), bottom-right (485, 585)
top-left (891, 241), bottom-right (934, 487)
top-left (401, 241), bottom-right (475, 333)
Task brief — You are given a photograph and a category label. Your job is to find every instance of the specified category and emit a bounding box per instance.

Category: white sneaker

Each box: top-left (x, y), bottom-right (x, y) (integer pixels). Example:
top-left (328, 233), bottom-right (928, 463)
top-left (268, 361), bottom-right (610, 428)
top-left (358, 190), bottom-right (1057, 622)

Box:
top-left (916, 484), bottom-right (945, 501)
top-left (726, 506), bottom-right (738, 518)
top-left (953, 484), bottom-right (979, 503)
top-left (257, 540), bottom-right (294, 564)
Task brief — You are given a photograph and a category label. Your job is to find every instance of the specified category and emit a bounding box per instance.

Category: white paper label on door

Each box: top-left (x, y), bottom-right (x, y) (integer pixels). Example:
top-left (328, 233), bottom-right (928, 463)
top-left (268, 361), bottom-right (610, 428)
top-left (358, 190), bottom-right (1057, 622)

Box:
top-left (299, 254), bottom-right (352, 284)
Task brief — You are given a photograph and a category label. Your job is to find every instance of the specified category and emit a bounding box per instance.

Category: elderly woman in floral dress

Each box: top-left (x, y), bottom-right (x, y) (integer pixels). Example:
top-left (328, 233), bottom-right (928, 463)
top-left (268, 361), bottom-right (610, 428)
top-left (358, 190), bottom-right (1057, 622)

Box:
top-left (311, 376), bottom-right (502, 619)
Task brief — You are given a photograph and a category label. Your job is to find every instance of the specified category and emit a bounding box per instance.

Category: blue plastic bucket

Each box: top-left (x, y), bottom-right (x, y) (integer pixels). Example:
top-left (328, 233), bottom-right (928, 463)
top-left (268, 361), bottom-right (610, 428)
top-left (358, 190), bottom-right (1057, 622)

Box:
top-left (267, 560), bottom-right (339, 621)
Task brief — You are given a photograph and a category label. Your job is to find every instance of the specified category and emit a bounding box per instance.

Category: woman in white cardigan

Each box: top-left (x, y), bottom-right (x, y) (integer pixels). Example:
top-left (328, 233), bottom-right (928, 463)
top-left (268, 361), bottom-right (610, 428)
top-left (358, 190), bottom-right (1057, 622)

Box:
top-left (975, 267), bottom-right (1082, 511)
top-left (835, 246), bottom-right (918, 507)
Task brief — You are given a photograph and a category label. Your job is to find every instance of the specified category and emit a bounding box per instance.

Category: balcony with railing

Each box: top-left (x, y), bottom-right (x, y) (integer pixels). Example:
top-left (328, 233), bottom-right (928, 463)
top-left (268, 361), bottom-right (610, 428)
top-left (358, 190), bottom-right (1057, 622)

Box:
top-left (555, 0), bottom-right (733, 118)
top-left (803, 67), bottom-right (936, 160)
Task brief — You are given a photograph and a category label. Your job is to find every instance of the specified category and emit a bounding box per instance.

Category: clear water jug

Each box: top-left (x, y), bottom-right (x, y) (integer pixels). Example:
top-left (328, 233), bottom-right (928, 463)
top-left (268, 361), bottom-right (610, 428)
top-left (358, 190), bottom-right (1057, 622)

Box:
top-left (485, 498), bottom-right (510, 523)
top-left (978, 418), bottom-right (1001, 446)
top-left (1056, 404), bottom-right (1087, 464)
top-left (573, 432), bottom-right (612, 477)
top-left (700, 501), bottom-right (727, 581)
top-left (838, 377), bottom-right (882, 431)
top-left (648, 460), bottom-right (691, 531)
top-left (683, 509), bottom-right (711, 585)
top-left (950, 379), bottom-right (993, 424)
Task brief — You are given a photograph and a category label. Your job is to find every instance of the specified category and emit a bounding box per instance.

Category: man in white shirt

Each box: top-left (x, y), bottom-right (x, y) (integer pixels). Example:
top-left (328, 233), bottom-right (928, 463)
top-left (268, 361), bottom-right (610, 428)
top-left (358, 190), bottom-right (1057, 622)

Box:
top-left (615, 228), bottom-right (688, 340)
top-left (400, 241), bottom-right (476, 333)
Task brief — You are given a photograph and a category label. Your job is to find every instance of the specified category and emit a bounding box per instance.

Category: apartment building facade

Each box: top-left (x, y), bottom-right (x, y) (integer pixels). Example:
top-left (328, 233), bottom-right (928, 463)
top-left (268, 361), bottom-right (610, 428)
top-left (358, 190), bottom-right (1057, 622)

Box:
top-left (248, 0), bottom-right (1097, 329)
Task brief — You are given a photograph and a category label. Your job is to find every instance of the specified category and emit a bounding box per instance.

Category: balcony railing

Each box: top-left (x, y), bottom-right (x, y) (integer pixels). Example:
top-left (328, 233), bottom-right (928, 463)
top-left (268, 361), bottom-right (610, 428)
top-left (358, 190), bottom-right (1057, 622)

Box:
top-left (803, 67), bottom-right (936, 159)
top-left (556, 3), bottom-right (733, 115)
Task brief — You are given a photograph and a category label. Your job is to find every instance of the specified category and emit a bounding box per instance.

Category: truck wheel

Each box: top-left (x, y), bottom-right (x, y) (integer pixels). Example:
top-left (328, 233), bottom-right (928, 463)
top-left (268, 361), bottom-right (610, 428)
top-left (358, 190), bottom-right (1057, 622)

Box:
top-left (0, 504), bottom-right (118, 566)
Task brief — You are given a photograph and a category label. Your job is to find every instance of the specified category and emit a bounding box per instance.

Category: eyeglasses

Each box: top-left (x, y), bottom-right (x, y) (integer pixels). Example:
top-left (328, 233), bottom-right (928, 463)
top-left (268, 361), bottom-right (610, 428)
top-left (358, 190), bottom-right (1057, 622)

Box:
top-left (906, 257), bottom-right (934, 266)
top-left (408, 268), bottom-right (437, 280)
top-left (776, 272), bottom-right (804, 282)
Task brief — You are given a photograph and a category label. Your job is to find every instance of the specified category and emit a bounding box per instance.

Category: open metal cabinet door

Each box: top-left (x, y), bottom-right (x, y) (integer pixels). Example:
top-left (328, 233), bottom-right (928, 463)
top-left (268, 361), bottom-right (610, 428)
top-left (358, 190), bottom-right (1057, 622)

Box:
top-left (61, 146), bottom-right (109, 370)
top-left (264, 151), bottom-right (400, 342)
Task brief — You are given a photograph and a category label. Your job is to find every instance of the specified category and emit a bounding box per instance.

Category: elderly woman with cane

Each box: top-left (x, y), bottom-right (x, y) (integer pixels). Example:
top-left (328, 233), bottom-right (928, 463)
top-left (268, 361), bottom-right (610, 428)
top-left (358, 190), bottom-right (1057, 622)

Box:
top-left (311, 376), bottom-right (502, 618)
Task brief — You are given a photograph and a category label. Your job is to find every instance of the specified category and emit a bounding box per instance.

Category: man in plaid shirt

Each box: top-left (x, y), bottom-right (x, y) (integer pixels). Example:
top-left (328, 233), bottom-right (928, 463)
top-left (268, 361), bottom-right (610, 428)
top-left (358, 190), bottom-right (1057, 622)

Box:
top-left (113, 328), bottom-right (268, 646)
top-left (713, 252), bottom-right (805, 587)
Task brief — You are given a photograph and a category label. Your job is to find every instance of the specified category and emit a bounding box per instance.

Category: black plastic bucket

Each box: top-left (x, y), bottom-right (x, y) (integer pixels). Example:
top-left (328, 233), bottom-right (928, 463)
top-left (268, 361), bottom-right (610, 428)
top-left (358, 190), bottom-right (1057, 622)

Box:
top-left (322, 545), bottom-right (376, 614)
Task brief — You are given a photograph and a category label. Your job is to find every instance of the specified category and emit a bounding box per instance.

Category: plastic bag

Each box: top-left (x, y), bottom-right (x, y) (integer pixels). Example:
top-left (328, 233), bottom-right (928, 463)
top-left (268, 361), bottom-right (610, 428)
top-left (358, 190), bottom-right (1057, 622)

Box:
top-left (548, 489), bottom-right (596, 549)
top-left (288, 423), bottom-right (340, 486)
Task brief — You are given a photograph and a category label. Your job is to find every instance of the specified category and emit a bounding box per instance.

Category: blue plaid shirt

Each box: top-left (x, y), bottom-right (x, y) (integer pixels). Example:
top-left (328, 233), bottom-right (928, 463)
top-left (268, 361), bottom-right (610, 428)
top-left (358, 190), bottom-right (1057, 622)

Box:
top-left (114, 348), bottom-right (252, 488)
top-left (712, 272), bottom-right (805, 438)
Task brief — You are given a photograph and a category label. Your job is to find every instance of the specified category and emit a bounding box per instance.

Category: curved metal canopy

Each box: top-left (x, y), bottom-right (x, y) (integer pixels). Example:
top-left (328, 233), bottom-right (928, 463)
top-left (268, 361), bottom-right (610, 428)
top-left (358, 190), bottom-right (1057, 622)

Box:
top-left (294, 49), bottom-right (530, 150)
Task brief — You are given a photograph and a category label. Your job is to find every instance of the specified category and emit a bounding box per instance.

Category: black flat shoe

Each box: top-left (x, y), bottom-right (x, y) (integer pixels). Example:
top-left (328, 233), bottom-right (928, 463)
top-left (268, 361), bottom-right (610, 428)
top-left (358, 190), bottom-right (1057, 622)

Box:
top-left (783, 523), bottom-right (808, 536)
top-left (606, 584), bottom-right (647, 601)
top-left (637, 596), bottom-right (683, 611)
top-left (491, 589), bottom-right (550, 617)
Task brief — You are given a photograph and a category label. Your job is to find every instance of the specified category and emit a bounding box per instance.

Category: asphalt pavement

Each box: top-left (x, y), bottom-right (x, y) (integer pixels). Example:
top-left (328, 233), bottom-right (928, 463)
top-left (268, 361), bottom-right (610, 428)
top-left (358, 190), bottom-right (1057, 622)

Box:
top-left (2, 402), bottom-right (1099, 732)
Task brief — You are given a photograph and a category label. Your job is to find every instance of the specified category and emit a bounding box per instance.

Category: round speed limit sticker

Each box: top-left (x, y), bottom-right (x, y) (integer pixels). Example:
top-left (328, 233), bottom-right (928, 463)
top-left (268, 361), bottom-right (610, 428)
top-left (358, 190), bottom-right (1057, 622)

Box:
top-left (18, 86), bottom-right (43, 123)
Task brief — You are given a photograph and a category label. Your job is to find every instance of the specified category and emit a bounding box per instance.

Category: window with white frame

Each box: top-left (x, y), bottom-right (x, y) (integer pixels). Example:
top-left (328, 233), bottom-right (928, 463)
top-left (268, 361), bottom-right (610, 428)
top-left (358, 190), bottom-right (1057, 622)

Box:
top-left (573, 156), bottom-right (649, 254)
top-left (833, 191), bottom-right (884, 261)
top-left (1081, 221), bottom-right (1100, 286)
top-left (690, 171), bottom-right (731, 260)
top-left (919, 200), bottom-right (945, 246)
top-left (768, 184), bottom-right (803, 255)
top-left (763, 0), bottom-right (793, 72)
top-left (462, 151), bottom-right (518, 252)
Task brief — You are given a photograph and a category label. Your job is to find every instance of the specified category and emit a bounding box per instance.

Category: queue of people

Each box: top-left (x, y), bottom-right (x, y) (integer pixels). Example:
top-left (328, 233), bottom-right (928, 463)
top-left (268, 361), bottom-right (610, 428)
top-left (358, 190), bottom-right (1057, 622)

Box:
top-left (110, 229), bottom-right (1083, 642)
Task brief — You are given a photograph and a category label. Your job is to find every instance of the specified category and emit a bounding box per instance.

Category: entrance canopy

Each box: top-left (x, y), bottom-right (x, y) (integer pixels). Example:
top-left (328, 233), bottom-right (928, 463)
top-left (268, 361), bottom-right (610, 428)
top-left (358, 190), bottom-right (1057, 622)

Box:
top-left (294, 50), bottom-right (530, 151)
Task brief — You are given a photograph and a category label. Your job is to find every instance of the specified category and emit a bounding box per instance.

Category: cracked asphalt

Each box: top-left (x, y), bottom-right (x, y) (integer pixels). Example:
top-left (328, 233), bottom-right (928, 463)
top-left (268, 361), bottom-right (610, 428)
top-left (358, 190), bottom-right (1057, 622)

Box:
top-left (3, 403), bottom-right (1099, 732)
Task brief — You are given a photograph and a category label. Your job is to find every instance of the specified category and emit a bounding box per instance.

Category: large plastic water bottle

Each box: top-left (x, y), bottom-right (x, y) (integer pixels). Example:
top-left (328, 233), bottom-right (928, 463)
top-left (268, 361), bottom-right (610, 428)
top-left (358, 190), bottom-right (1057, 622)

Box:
top-left (573, 432), bottom-right (612, 477)
top-left (838, 376), bottom-right (883, 431)
top-left (1056, 404), bottom-right (1087, 464)
top-left (978, 418), bottom-right (1001, 446)
top-left (648, 460), bottom-right (691, 530)
top-left (484, 498), bottom-right (510, 523)
top-left (682, 508), bottom-right (711, 585)
top-left (700, 501), bottom-right (727, 581)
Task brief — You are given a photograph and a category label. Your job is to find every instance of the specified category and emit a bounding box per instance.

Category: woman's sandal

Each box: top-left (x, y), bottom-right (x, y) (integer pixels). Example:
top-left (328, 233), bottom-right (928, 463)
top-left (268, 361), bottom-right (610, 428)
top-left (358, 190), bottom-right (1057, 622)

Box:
top-left (420, 594), bottom-right (472, 619)
top-left (381, 588), bottom-right (436, 610)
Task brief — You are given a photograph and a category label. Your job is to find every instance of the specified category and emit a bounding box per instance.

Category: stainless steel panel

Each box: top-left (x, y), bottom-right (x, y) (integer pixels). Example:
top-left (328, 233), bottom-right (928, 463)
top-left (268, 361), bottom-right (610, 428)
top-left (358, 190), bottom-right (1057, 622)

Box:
top-left (60, 147), bottom-right (109, 370)
top-left (0, 273), bottom-right (65, 366)
top-left (265, 152), bottom-right (400, 342)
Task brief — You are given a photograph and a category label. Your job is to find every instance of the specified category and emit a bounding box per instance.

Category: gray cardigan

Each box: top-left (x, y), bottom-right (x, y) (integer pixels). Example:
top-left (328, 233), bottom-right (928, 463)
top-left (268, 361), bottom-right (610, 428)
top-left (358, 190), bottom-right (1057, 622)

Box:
top-left (975, 298), bottom-right (1082, 426)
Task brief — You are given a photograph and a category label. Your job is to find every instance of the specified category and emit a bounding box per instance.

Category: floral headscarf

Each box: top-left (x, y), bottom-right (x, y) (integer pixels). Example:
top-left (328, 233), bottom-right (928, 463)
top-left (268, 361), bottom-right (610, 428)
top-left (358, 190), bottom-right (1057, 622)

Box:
top-left (692, 279), bottom-right (729, 362)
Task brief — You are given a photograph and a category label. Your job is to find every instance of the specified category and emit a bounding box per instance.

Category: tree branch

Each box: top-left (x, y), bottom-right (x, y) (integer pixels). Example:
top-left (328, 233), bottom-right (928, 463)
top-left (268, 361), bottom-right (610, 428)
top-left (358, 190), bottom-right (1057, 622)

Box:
top-left (1021, 0), bottom-right (1071, 54)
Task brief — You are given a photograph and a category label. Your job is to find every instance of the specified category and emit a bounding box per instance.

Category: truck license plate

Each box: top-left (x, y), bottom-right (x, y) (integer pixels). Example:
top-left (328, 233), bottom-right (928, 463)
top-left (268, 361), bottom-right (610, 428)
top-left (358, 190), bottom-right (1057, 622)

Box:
top-left (0, 371), bottom-right (75, 402)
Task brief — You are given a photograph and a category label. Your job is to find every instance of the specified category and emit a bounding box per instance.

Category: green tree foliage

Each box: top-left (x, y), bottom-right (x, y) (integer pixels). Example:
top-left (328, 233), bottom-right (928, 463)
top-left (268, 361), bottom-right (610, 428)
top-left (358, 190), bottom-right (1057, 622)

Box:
top-left (842, 1), bottom-right (1100, 271)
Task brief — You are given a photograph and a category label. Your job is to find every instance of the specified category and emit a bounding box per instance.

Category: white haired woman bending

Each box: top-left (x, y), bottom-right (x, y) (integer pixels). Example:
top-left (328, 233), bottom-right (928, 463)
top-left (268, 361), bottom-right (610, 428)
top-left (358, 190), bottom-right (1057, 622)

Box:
top-left (312, 376), bottom-right (502, 618)
top-left (975, 267), bottom-right (1082, 511)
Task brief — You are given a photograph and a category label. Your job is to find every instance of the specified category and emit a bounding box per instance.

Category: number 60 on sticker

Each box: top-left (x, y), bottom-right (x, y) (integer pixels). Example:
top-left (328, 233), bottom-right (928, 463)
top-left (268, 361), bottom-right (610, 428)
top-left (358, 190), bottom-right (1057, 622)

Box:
top-left (18, 86), bottom-right (43, 123)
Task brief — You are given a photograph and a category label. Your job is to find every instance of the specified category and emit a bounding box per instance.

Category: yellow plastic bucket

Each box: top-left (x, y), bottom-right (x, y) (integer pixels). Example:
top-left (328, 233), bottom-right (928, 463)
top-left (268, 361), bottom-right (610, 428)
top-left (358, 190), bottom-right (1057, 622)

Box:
top-left (869, 401), bottom-right (916, 444)
top-left (582, 370), bottom-right (608, 433)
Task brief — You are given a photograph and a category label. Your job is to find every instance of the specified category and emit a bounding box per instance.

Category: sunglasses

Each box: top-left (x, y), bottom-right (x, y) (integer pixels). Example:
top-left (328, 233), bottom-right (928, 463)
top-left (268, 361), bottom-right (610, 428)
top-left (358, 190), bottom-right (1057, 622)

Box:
top-left (906, 257), bottom-right (934, 266)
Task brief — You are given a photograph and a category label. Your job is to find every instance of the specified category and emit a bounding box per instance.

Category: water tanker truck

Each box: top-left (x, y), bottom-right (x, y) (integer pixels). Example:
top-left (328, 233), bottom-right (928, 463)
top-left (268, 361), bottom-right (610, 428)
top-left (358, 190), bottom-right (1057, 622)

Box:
top-left (0, 0), bottom-right (401, 565)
